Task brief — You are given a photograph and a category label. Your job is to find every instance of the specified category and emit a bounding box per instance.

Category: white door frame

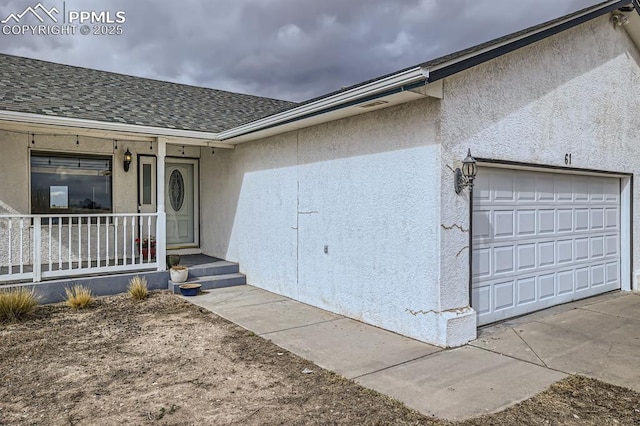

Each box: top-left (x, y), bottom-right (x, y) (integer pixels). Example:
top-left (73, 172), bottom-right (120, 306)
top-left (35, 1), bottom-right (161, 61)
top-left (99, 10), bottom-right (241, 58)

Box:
top-left (165, 157), bottom-right (199, 249)
top-left (138, 155), bottom-right (157, 214)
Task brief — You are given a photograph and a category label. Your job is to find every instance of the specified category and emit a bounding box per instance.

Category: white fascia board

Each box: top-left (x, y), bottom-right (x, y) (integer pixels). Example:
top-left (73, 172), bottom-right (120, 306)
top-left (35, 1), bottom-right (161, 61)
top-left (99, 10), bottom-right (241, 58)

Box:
top-left (0, 110), bottom-right (226, 146)
top-left (218, 66), bottom-right (430, 140)
top-left (428, 0), bottom-right (626, 74)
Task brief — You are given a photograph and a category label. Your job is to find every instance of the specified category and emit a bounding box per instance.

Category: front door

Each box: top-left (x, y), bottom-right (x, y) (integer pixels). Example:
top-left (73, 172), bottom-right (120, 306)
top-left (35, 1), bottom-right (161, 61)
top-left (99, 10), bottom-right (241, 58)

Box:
top-left (165, 159), bottom-right (199, 248)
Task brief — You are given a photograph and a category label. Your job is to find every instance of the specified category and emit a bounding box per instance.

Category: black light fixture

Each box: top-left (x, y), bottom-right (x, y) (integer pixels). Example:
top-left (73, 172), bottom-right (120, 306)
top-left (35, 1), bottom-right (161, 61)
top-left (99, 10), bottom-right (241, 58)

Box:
top-left (454, 149), bottom-right (478, 194)
top-left (31, 133), bottom-right (35, 145)
top-left (76, 135), bottom-right (79, 145)
top-left (211, 147), bottom-right (215, 156)
top-left (123, 148), bottom-right (132, 172)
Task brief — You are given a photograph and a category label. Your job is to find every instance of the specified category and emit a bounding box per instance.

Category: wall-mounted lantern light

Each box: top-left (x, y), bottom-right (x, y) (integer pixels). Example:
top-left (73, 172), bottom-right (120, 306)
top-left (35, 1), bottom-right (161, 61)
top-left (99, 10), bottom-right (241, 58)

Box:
top-left (454, 149), bottom-right (478, 194)
top-left (123, 148), bottom-right (132, 172)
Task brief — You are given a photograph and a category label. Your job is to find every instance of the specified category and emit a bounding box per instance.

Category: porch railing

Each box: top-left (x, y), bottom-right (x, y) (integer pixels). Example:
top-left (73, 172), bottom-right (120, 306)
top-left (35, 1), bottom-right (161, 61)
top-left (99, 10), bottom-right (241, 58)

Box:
top-left (0, 213), bottom-right (159, 283)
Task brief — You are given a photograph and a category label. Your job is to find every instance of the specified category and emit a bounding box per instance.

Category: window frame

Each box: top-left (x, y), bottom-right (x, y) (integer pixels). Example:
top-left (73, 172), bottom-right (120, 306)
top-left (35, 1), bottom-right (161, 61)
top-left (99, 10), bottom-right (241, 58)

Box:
top-left (29, 150), bottom-right (114, 219)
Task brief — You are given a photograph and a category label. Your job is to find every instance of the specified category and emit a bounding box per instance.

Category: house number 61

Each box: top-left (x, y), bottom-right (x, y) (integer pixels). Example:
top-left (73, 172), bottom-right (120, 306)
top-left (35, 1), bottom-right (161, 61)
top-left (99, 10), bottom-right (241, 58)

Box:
top-left (564, 153), bottom-right (572, 165)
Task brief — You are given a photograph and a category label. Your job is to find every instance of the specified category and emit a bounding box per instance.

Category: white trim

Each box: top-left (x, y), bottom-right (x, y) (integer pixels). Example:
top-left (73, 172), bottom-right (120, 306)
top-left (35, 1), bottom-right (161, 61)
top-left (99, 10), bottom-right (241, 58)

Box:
top-left (476, 161), bottom-right (630, 179)
top-left (0, 110), bottom-right (234, 148)
top-left (621, 176), bottom-right (632, 291)
top-left (218, 66), bottom-right (430, 140)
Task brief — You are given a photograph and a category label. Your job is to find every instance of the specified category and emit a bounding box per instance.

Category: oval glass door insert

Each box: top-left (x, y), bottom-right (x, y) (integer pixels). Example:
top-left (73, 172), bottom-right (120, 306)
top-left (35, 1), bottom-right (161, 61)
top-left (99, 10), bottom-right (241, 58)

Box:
top-left (169, 169), bottom-right (185, 211)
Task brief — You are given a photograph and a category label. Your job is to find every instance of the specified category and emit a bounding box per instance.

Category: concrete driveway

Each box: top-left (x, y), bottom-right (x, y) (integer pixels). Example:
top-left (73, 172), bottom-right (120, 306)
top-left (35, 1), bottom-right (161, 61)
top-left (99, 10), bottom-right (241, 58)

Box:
top-left (472, 291), bottom-right (640, 392)
top-left (185, 286), bottom-right (640, 420)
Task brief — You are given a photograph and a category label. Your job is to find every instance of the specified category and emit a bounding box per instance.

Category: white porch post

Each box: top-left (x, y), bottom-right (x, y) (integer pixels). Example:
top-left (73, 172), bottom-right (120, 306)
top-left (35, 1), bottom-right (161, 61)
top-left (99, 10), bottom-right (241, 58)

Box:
top-left (33, 216), bottom-right (42, 282)
top-left (156, 137), bottom-right (167, 271)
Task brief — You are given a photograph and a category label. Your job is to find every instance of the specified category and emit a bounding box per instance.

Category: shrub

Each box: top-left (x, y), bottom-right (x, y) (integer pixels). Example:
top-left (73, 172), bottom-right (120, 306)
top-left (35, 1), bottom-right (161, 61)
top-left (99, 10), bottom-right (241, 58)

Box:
top-left (65, 285), bottom-right (93, 309)
top-left (0, 288), bottom-right (38, 322)
top-left (128, 276), bottom-right (149, 300)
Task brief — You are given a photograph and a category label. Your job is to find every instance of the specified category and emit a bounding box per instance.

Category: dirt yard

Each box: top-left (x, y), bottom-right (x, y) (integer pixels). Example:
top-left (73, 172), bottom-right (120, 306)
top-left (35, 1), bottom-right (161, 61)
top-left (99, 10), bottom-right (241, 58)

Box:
top-left (1, 291), bottom-right (639, 425)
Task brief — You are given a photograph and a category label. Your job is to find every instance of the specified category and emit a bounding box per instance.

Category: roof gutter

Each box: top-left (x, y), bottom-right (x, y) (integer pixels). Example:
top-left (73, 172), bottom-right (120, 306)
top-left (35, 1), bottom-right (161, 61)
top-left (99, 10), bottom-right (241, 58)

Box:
top-left (0, 110), bottom-right (233, 147)
top-left (217, 66), bottom-right (430, 140)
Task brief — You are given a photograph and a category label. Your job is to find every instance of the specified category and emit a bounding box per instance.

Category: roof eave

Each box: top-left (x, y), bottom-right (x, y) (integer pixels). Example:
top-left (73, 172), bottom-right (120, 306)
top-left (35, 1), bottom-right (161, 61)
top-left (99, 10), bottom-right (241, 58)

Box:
top-left (217, 66), bottom-right (432, 141)
top-left (0, 110), bottom-right (234, 148)
top-left (219, 0), bottom-right (630, 144)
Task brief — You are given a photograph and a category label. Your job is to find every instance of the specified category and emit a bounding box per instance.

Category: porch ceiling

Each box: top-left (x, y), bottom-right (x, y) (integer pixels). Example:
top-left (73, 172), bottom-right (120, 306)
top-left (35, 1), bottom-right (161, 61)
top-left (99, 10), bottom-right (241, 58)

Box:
top-left (0, 113), bottom-right (235, 148)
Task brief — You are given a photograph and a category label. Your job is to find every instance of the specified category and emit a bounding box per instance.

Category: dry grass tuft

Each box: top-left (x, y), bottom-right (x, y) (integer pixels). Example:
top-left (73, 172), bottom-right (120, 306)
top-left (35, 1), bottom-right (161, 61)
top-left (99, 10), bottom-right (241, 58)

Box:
top-left (0, 288), bottom-right (38, 322)
top-left (128, 276), bottom-right (149, 300)
top-left (65, 285), bottom-right (93, 309)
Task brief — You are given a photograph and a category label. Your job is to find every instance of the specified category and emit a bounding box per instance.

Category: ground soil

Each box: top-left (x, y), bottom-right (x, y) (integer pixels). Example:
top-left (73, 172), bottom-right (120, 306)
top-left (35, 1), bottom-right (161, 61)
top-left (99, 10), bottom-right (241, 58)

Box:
top-left (1, 291), bottom-right (639, 425)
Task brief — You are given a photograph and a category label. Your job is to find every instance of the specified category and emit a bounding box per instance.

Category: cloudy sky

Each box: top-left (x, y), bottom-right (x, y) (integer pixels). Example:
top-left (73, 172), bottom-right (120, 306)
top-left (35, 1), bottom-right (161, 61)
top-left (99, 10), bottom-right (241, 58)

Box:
top-left (0, 0), bottom-right (601, 102)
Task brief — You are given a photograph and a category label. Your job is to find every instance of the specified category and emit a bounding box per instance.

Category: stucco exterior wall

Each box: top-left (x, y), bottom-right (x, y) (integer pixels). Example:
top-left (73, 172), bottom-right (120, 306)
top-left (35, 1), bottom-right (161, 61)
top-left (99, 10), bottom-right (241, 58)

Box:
top-left (200, 99), bottom-right (446, 344)
top-left (438, 15), bottom-right (640, 335)
top-left (202, 15), bottom-right (640, 347)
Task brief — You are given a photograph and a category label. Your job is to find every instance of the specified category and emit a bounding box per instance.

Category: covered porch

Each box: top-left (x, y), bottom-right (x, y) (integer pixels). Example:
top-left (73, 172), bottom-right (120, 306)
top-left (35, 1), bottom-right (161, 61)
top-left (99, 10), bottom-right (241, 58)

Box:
top-left (0, 114), bottom-right (233, 284)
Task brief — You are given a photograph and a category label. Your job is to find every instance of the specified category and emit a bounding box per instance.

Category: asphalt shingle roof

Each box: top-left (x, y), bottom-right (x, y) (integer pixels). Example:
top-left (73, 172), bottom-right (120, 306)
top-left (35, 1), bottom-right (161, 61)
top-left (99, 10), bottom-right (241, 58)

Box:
top-left (0, 54), bottom-right (296, 133)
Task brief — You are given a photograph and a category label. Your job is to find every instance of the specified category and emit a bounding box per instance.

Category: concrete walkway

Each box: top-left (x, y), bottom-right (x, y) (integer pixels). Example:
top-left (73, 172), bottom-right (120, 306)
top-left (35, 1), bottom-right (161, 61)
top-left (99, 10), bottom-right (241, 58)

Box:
top-left (184, 285), bottom-right (640, 420)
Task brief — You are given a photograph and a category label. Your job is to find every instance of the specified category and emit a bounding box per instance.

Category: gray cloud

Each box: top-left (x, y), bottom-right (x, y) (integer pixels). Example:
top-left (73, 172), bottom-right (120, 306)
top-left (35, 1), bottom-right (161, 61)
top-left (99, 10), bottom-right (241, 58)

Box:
top-left (0, 0), bottom-right (600, 101)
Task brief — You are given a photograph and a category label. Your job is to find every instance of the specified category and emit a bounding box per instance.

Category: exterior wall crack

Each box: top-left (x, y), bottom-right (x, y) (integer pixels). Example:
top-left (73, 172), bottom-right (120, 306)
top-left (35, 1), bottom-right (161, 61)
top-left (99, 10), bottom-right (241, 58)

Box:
top-left (405, 306), bottom-right (469, 316)
top-left (441, 223), bottom-right (468, 232)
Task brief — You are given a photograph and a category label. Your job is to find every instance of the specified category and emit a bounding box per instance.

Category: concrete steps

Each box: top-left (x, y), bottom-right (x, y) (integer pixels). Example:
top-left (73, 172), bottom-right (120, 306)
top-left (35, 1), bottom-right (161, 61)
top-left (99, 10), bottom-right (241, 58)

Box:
top-left (169, 260), bottom-right (246, 294)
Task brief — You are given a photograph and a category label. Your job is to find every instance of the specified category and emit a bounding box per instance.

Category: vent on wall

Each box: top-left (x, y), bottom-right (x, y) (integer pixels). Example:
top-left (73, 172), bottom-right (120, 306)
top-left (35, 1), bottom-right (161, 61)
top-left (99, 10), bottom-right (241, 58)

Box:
top-left (359, 100), bottom-right (389, 108)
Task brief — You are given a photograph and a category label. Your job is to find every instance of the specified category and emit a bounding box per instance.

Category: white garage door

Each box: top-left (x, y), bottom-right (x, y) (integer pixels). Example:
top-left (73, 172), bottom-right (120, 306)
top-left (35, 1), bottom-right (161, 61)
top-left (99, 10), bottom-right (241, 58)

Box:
top-left (472, 168), bottom-right (621, 326)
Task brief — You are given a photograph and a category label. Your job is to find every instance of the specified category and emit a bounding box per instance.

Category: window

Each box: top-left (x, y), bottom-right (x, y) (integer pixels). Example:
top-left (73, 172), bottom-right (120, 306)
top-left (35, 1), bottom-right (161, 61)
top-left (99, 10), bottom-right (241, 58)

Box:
top-left (31, 153), bottom-right (112, 215)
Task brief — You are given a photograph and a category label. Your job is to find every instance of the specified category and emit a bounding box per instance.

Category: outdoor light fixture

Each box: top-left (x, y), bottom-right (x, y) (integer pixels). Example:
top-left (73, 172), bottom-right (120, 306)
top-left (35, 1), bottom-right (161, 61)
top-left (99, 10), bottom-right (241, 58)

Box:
top-left (123, 148), bottom-right (132, 172)
top-left (454, 148), bottom-right (478, 194)
top-left (612, 12), bottom-right (629, 27)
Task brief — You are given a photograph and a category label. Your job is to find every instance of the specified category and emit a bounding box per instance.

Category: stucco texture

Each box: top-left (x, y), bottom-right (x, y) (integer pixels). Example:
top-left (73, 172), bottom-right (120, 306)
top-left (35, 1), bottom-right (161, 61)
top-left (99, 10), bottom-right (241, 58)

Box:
top-left (201, 15), bottom-right (640, 347)
top-left (200, 99), bottom-right (446, 344)
top-left (438, 15), bottom-right (640, 328)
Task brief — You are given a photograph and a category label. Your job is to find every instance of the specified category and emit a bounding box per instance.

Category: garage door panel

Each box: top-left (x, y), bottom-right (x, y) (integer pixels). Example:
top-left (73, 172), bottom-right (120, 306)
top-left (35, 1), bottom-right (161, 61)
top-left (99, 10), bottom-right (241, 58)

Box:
top-left (591, 208), bottom-right (605, 230)
top-left (472, 248), bottom-right (491, 278)
top-left (473, 210), bottom-right (491, 239)
top-left (517, 210), bottom-right (536, 236)
top-left (537, 176), bottom-right (555, 201)
top-left (605, 208), bottom-right (618, 229)
top-left (591, 236), bottom-right (605, 259)
top-left (517, 277), bottom-right (536, 304)
top-left (494, 246), bottom-right (514, 275)
top-left (494, 281), bottom-right (515, 311)
top-left (606, 262), bottom-right (619, 284)
top-left (538, 241), bottom-right (555, 267)
top-left (575, 209), bottom-right (589, 231)
top-left (494, 210), bottom-right (515, 238)
top-left (557, 209), bottom-right (573, 232)
top-left (605, 235), bottom-right (618, 256)
top-left (473, 286), bottom-right (491, 315)
top-left (557, 239), bottom-right (573, 264)
top-left (556, 179), bottom-right (573, 201)
top-left (557, 270), bottom-right (574, 295)
top-left (516, 177), bottom-right (536, 201)
top-left (517, 244), bottom-right (536, 271)
top-left (494, 175), bottom-right (515, 202)
top-left (538, 210), bottom-right (555, 234)
top-left (473, 168), bottom-right (621, 325)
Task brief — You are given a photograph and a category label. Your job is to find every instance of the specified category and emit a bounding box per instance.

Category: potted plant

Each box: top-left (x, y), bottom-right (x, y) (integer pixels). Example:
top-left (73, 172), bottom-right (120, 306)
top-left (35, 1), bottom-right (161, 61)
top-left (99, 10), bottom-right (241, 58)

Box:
top-left (135, 236), bottom-right (156, 259)
top-left (170, 264), bottom-right (189, 283)
top-left (167, 254), bottom-right (181, 267)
